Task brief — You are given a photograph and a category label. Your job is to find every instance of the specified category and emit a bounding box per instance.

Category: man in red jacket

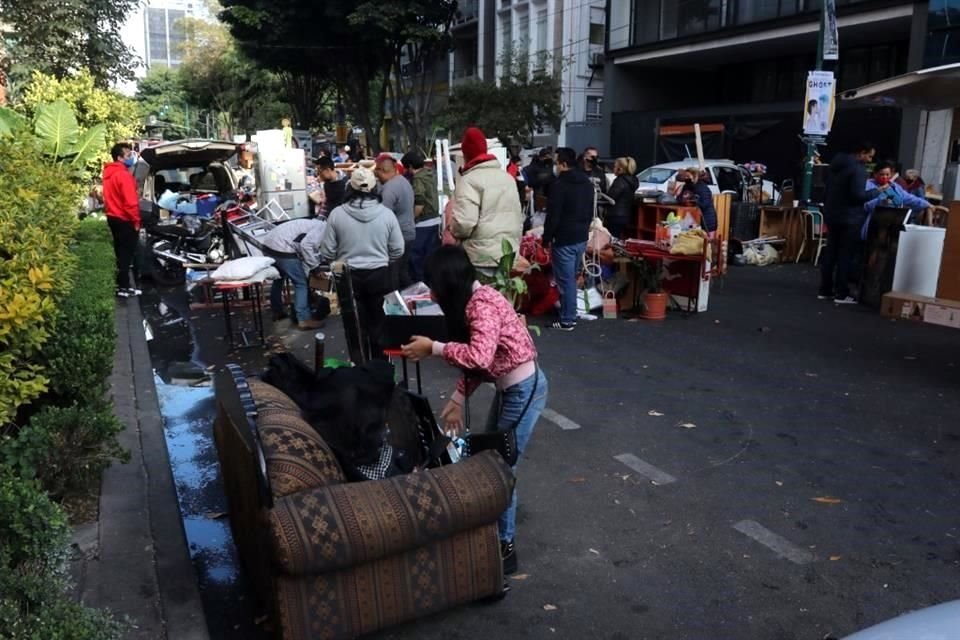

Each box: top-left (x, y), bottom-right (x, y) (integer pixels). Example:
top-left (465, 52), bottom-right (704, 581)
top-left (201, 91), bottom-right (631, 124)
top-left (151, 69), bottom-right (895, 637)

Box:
top-left (102, 142), bottom-right (142, 297)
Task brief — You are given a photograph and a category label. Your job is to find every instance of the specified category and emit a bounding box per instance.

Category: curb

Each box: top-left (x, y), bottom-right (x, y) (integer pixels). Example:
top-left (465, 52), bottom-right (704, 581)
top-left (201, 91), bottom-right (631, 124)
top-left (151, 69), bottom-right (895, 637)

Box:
top-left (83, 298), bottom-right (210, 639)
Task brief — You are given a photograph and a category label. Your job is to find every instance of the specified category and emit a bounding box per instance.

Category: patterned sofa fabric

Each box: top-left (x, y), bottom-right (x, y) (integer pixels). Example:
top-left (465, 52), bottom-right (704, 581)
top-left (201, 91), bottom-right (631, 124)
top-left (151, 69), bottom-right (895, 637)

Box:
top-left (268, 451), bottom-right (515, 575)
top-left (248, 379), bottom-right (346, 497)
top-left (273, 524), bottom-right (503, 640)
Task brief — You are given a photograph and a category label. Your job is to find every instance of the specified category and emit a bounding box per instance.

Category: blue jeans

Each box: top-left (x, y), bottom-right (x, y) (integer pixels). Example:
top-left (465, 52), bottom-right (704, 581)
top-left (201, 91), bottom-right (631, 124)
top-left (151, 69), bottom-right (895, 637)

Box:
top-left (270, 257), bottom-right (311, 323)
top-left (552, 241), bottom-right (586, 325)
top-left (409, 224), bottom-right (440, 283)
top-left (484, 367), bottom-right (549, 543)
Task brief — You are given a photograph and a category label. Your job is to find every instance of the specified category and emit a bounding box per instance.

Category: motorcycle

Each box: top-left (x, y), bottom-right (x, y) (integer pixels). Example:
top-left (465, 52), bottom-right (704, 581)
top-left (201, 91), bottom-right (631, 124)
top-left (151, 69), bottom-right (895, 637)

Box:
top-left (145, 203), bottom-right (226, 286)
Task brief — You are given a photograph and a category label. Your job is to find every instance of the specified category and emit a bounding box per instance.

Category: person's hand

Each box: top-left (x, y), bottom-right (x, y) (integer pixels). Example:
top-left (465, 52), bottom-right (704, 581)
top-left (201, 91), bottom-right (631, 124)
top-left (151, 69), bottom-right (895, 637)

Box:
top-left (401, 335), bottom-right (433, 361)
top-left (877, 183), bottom-right (891, 191)
top-left (440, 399), bottom-right (464, 437)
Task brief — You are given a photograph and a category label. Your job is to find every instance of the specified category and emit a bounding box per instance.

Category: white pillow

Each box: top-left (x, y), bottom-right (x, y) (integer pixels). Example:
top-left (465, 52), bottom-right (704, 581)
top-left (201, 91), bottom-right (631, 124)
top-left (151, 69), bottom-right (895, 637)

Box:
top-left (211, 256), bottom-right (276, 281)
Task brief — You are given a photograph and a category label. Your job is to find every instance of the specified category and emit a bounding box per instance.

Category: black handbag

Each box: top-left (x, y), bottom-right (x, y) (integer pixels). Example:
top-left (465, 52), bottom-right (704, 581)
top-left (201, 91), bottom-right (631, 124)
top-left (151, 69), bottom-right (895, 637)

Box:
top-left (461, 368), bottom-right (539, 467)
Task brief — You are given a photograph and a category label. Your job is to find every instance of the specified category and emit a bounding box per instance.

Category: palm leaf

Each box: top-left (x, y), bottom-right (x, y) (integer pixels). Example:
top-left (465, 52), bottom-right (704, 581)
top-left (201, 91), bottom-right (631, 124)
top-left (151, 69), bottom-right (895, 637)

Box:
top-left (34, 100), bottom-right (80, 158)
top-left (68, 124), bottom-right (106, 167)
top-left (0, 107), bottom-right (27, 136)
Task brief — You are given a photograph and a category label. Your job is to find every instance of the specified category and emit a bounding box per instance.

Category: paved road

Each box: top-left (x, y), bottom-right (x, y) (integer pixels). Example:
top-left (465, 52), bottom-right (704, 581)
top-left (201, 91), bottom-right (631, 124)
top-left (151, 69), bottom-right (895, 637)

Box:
top-left (144, 263), bottom-right (960, 640)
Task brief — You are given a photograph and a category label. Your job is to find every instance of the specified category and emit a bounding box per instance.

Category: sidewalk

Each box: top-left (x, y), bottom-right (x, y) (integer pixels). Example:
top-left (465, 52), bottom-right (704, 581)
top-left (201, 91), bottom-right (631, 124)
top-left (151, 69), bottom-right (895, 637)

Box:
top-left (72, 298), bottom-right (209, 639)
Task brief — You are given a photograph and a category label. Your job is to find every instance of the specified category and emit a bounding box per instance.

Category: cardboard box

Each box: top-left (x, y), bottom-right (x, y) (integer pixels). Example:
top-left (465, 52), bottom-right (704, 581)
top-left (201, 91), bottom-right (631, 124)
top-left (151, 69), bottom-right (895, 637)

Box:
top-left (880, 291), bottom-right (960, 330)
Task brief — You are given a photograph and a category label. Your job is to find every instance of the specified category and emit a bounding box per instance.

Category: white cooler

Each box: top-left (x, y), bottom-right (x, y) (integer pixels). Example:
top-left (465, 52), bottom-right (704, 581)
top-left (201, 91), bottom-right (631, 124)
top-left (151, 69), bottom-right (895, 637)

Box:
top-left (892, 225), bottom-right (946, 297)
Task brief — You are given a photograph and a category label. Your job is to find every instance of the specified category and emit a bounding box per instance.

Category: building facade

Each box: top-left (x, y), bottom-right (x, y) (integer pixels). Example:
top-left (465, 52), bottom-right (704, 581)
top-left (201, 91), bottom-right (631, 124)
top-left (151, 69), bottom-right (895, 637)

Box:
top-left (118, 0), bottom-right (213, 94)
top-left (603, 0), bottom-right (959, 190)
top-left (447, 0), bottom-right (607, 149)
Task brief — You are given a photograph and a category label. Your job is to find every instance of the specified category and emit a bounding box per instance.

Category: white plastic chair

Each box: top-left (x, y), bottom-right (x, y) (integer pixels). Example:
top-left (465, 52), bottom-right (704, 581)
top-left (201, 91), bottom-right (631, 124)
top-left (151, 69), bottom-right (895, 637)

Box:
top-left (798, 209), bottom-right (827, 266)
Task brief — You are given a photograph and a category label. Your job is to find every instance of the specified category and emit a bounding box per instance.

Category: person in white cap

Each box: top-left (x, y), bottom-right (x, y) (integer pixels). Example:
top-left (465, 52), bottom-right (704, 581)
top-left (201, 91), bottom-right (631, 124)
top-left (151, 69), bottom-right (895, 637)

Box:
top-left (320, 166), bottom-right (405, 359)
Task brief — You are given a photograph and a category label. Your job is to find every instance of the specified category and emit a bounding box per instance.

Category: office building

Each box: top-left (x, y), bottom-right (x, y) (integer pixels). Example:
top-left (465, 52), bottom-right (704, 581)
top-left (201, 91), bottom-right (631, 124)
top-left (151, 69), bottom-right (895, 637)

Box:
top-left (603, 0), bottom-right (959, 189)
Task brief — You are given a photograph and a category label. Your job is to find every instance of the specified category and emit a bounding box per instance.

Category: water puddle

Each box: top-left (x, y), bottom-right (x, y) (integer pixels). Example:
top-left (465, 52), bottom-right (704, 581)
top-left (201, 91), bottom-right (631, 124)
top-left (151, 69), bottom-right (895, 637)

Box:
top-left (148, 285), bottom-right (267, 638)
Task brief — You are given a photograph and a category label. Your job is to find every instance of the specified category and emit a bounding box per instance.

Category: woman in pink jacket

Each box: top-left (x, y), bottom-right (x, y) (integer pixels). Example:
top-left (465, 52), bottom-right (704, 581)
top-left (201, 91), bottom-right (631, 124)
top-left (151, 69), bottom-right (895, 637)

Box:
top-left (402, 245), bottom-right (548, 575)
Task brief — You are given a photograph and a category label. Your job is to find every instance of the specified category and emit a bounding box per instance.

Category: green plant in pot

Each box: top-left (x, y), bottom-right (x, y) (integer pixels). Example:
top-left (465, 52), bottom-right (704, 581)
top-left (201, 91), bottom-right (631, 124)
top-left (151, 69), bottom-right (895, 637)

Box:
top-left (638, 258), bottom-right (668, 320)
top-left (482, 238), bottom-right (541, 335)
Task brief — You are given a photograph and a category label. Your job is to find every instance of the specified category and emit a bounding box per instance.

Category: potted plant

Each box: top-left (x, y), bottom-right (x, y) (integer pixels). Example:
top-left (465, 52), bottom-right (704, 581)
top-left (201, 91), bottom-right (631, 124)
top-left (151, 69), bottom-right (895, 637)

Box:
top-left (484, 239), bottom-right (541, 334)
top-left (638, 258), bottom-right (668, 320)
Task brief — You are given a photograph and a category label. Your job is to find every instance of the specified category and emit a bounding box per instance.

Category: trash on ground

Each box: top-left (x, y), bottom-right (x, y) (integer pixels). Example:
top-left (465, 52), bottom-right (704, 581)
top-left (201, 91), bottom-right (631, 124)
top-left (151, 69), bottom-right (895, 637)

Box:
top-left (811, 496), bottom-right (843, 504)
top-left (648, 410), bottom-right (664, 416)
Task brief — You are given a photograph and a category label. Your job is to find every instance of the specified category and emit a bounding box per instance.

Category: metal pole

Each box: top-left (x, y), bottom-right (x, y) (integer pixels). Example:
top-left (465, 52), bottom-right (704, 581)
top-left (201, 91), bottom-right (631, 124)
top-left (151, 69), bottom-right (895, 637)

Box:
top-left (800, 6), bottom-right (826, 206)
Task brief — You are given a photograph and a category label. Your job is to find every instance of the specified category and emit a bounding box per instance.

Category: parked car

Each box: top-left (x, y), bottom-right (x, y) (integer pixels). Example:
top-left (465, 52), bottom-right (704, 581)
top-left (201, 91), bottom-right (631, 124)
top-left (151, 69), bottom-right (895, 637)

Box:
top-left (137, 139), bottom-right (240, 205)
top-left (634, 159), bottom-right (780, 204)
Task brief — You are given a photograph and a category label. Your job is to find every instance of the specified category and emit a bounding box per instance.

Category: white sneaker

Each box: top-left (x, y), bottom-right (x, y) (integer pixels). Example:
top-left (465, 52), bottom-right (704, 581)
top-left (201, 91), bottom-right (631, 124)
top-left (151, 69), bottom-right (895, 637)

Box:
top-left (833, 296), bottom-right (857, 305)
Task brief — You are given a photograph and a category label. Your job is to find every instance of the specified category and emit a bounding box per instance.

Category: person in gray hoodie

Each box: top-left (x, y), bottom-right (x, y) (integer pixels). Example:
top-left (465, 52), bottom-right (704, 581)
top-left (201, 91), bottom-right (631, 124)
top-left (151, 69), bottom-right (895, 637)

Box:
top-left (320, 166), bottom-right (405, 359)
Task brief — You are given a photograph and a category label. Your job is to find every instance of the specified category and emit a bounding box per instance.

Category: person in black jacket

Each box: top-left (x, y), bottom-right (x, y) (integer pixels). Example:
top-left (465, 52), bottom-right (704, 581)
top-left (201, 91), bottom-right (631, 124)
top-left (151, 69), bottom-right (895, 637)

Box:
top-left (819, 141), bottom-right (877, 304)
top-left (523, 147), bottom-right (556, 208)
top-left (580, 146), bottom-right (609, 194)
top-left (544, 147), bottom-right (594, 331)
top-left (606, 157), bottom-right (639, 238)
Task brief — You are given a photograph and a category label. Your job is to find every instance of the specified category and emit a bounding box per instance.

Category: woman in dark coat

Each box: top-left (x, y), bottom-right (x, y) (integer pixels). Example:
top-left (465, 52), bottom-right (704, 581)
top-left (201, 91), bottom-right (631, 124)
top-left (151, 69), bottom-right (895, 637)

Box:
top-left (680, 168), bottom-right (718, 235)
top-left (605, 157), bottom-right (639, 238)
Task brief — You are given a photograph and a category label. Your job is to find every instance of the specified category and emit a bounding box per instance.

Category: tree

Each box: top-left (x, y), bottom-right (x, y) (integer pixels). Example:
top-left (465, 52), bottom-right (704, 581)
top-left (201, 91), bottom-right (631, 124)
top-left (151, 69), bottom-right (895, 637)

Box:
top-left (439, 51), bottom-right (563, 147)
top-left (219, 0), bottom-right (457, 152)
top-left (17, 71), bottom-right (140, 153)
top-left (0, 0), bottom-right (138, 88)
top-left (135, 68), bottom-right (192, 136)
top-left (349, 1), bottom-right (458, 151)
top-left (177, 15), bottom-right (291, 137)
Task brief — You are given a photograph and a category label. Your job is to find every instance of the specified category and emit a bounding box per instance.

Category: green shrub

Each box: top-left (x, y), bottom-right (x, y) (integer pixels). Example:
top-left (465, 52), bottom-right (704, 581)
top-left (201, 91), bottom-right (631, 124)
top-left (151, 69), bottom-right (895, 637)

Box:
top-left (43, 220), bottom-right (117, 405)
top-left (0, 131), bottom-right (81, 426)
top-left (3, 220), bottom-right (126, 498)
top-left (4, 404), bottom-right (126, 500)
top-left (0, 464), bottom-right (122, 640)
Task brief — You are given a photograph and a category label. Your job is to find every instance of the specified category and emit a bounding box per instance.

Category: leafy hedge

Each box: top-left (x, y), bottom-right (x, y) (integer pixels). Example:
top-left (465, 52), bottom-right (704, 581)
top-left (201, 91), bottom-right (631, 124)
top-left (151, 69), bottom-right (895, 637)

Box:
top-left (0, 132), bottom-right (81, 425)
top-left (0, 464), bottom-right (122, 639)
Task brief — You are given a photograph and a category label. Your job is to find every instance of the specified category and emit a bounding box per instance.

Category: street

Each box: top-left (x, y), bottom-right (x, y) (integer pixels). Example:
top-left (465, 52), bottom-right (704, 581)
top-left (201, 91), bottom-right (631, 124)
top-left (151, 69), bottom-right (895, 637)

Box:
top-left (143, 263), bottom-right (960, 640)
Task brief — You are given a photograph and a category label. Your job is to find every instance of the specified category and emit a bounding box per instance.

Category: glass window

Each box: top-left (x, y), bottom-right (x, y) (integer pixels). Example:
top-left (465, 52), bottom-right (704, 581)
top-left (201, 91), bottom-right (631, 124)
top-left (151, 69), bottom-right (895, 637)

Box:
top-left (632, 0), bottom-right (662, 45)
top-left (586, 96), bottom-right (603, 121)
top-left (715, 166), bottom-right (743, 193)
top-left (589, 7), bottom-right (605, 45)
top-left (147, 8), bottom-right (169, 65)
top-left (637, 166), bottom-right (676, 184)
top-left (929, 0), bottom-right (960, 29)
top-left (926, 28), bottom-right (960, 65)
top-left (517, 11), bottom-right (530, 50)
top-left (536, 9), bottom-right (548, 52)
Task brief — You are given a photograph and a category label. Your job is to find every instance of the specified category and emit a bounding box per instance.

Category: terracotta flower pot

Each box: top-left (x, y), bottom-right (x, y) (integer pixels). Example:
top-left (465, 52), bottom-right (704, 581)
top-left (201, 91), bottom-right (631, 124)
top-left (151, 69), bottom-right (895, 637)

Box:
top-left (641, 291), bottom-right (668, 320)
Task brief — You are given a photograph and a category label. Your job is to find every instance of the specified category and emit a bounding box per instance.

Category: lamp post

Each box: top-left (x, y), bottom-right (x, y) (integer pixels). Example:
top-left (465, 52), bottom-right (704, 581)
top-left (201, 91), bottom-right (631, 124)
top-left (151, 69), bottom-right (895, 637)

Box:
top-left (799, 8), bottom-right (826, 207)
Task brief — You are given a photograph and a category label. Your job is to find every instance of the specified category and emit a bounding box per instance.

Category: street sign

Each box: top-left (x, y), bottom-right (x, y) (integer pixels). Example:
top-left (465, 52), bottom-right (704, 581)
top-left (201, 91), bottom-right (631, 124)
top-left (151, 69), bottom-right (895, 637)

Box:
top-left (823, 0), bottom-right (839, 61)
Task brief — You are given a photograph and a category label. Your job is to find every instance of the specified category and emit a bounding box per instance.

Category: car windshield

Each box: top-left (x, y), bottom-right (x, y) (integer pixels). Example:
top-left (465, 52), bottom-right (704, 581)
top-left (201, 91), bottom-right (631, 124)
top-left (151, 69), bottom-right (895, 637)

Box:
top-left (637, 167), bottom-right (676, 184)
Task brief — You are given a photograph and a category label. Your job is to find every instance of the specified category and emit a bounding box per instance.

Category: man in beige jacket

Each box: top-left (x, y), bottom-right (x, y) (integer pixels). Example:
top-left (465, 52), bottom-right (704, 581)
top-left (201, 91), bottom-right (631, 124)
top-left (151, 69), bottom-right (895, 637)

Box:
top-left (444, 127), bottom-right (524, 272)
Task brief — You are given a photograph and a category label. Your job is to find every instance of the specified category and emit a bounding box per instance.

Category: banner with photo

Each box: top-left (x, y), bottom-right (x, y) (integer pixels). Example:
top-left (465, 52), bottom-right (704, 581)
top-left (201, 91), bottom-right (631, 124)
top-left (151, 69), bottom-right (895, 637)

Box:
top-left (802, 71), bottom-right (836, 137)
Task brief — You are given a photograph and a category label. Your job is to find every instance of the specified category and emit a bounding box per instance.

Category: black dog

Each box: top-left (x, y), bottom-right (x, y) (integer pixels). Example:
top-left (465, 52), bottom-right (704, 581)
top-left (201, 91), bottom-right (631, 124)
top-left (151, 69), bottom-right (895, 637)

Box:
top-left (260, 353), bottom-right (397, 480)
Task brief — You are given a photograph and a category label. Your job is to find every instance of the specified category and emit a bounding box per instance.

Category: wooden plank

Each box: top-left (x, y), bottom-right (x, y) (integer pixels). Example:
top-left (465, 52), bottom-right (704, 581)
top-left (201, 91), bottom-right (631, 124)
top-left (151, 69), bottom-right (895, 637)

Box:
top-left (659, 123), bottom-right (725, 136)
top-left (937, 202), bottom-right (960, 300)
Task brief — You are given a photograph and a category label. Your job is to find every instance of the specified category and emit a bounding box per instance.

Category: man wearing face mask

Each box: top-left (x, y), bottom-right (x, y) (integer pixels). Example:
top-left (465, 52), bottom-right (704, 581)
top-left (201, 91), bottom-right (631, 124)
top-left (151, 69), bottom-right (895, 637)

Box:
top-left (580, 146), bottom-right (608, 195)
top-left (102, 142), bottom-right (142, 298)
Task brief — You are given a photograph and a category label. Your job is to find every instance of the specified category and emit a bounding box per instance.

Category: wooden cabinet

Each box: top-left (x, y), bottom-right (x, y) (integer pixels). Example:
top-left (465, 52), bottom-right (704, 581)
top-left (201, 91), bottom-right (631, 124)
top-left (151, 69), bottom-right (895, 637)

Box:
top-left (937, 202), bottom-right (960, 300)
top-left (633, 203), bottom-right (701, 241)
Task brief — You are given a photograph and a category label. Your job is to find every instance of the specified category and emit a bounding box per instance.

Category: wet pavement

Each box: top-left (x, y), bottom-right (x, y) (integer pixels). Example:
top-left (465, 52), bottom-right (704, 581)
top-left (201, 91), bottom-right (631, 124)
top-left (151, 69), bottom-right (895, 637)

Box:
top-left (144, 285), bottom-right (269, 639)
top-left (139, 265), bottom-right (960, 640)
